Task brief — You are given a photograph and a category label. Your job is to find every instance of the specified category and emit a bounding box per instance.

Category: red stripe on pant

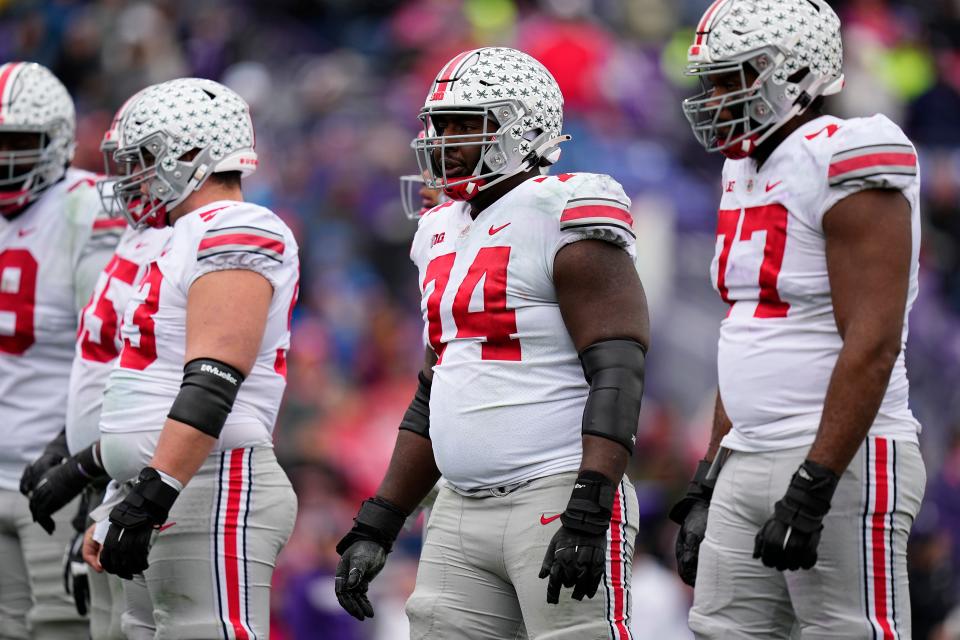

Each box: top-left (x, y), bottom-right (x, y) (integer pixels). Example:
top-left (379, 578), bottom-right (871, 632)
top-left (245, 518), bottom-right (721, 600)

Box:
top-left (609, 487), bottom-right (630, 640)
top-left (224, 449), bottom-right (250, 640)
top-left (872, 439), bottom-right (895, 640)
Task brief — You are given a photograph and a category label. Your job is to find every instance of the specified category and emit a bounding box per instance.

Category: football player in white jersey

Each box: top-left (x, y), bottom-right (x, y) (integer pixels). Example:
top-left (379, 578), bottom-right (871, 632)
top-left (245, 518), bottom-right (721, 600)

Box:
top-left (84, 78), bottom-right (299, 639)
top-left (0, 61), bottom-right (120, 639)
top-left (668, 1), bottom-right (926, 638)
top-left (21, 90), bottom-right (173, 640)
top-left (335, 47), bottom-right (650, 639)
top-left (400, 170), bottom-right (443, 219)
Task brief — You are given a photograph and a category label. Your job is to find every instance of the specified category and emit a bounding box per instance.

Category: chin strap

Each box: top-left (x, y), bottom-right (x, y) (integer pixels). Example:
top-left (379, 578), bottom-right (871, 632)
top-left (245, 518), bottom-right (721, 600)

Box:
top-left (441, 133), bottom-right (574, 200)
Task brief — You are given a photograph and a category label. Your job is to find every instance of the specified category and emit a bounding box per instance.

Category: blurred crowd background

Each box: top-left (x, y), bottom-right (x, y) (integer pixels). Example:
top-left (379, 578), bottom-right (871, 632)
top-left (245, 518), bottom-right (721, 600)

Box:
top-left (2, 0), bottom-right (960, 637)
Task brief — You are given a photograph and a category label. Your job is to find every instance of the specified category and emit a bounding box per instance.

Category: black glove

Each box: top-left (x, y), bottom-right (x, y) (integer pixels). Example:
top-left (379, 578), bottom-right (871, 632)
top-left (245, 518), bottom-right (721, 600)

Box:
top-left (100, 468), bottom-right (179, 580)
top-left (20, 430), bottom-right (69, 498)
top-left (668, 459), bottom-right (716, 586)
top-left (29, 444), bottom-right (106, 535)
top-left (334, 497), bottom-right (407, 621)
top-left (63, 529), bottom-right (89, 616)
top-left (753, 459), bottom-right (840, 571)
top-left (539, 471), bottom-right (614, 604)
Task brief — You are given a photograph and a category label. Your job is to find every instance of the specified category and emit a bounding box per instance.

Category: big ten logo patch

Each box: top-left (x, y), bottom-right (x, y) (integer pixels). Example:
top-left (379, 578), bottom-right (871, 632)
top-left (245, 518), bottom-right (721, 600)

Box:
top-left (431, 232), bottom-right (446, 248)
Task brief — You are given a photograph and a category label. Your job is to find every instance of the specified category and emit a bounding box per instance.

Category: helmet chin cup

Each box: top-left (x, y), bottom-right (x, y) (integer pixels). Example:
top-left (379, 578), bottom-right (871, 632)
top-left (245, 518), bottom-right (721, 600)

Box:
top-left (0, 189), bottom-right (31, 218)
top-left (443, 177), bottom-right (485, 201)
top-left (720, 136), bottom-right (757, 160)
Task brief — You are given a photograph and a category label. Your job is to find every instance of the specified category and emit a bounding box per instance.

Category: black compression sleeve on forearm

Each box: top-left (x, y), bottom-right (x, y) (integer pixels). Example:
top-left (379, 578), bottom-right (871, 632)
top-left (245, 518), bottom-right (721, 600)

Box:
top-left (398, 372), bottom-right (432, 439)
top-left (579, 339), bottom-right (646, 454)
top-left (167, 358), bottom-right (245, 438)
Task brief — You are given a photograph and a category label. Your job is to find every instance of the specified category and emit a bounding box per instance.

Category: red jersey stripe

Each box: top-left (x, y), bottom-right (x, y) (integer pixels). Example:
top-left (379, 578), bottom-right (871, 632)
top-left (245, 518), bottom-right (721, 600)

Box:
top-left (198, 233), bottom-right (284, 254)
top-left (560, 204), bottom-right (634, 227)
top-left (828, 152), bottom-right (917, 178)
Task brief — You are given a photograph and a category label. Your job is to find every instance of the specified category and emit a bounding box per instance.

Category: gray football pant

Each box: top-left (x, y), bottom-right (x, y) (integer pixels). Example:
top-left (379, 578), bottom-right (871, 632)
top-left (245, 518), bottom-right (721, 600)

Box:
top-left (87, 567), bottom-right (124, 640)
top-left (116, 447), bottom-right (297, 639)
top-left (0, 488), bottom-right (87, 639)
top-left (84, 480), bottom-right (126, 640)
top-left (406, 471), bottom-right (640, 640)
top-left (689, 437), bottom-right (925, 639)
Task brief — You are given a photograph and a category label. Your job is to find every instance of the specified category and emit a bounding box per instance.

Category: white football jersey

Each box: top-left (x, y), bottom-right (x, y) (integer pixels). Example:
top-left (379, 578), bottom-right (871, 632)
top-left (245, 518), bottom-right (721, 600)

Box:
top-left (713, 114), bottom-right (921, 452)
top-left (0, 169), bottom-right (120, 489)
top-left (99, 200), bottom-right (299, 482)
top-left (411, 173), bottom-right (636, 491)
top-left (66, 225), bottom-right (172, 454)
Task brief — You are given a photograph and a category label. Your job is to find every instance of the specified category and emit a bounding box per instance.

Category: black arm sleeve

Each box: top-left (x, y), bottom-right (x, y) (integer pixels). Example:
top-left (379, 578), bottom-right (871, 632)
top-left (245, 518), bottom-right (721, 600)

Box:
top-left (579, 339), bottom-right (646, 454)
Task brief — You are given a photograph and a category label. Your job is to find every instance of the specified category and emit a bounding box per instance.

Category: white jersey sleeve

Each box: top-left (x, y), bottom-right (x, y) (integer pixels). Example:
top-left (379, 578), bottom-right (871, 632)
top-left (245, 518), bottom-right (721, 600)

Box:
top-left (804, 114), bottom-right (919, 228)
top-left (549, 172), bottom-right (636, 275)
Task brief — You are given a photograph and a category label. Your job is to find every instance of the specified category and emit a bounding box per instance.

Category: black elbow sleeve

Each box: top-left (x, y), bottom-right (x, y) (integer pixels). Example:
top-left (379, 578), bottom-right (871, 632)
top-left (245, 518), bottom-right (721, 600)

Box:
top-left (167, 358), bottom-right (245, 439)
top-left (399, 372), bottom-right (432, 439)
top-left (579, 339), bottom-right (646, 454)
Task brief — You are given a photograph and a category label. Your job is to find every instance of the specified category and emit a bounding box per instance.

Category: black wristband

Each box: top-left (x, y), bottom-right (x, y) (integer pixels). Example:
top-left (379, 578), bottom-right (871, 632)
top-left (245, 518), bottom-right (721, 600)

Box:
top-left (398, 372), bottom-right (432, 439)
top-left (336, 496), bottom-right (408, 555)
top-left (560, 471), bottom-right (616, 536)
top-left (116, 467), bottom-right (180, 526)
top-left (781, 459), bottom-right (840, 528)
top-left (74, 444), bottom-right (106, 481)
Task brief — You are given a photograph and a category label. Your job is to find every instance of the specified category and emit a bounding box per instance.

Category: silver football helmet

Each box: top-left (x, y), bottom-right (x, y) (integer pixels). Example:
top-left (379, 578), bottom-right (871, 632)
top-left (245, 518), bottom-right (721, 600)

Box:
top-left (413, 47), bottom-right (569, 201)
top-left (682, 0), bottom-right (845, 159)
top-left (112, 78), bottom-right (258, 228)
top-left (0, 62), bottom-right (75, 216)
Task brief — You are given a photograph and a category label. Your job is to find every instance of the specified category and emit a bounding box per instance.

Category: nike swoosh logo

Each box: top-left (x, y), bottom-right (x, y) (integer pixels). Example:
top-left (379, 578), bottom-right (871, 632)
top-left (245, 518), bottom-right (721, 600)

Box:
top-left (540, 513), bottom-right (562, 525)
top-left (765, 180), bottom-right (782, 192)
top-left (489, 222), bottom-right (511, 235)
top-left (157, 522), bottom-right (176, 533)
top-left (17, 228), bottom-right (33, 237)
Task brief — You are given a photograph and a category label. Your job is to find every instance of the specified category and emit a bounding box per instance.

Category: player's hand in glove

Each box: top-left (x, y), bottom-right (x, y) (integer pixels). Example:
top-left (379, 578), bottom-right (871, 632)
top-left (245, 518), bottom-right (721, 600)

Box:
top-left (539, 471), bottom-right (615, 604)
top-left (753, 459), bottom-right (840, 571)
top-left (63, 529), bottom-right (89, 615)
top-left (334, 497), bottom-right (408, 621)
top-left (20, 430), bottom-right (68, 498)
top-left (100, 467), bottom-right (180, 580)
top-left (29, 444), bottom-right (106, 534)
top-left (668, 459), bottom-right (716, 586)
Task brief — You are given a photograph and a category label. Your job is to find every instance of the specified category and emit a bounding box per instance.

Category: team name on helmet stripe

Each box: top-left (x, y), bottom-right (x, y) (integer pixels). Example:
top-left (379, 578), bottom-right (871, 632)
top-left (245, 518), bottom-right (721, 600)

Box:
top-left (430, 49), bottom-right (479, 102)
top-left (0, 62), bottom-right (25, 122)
